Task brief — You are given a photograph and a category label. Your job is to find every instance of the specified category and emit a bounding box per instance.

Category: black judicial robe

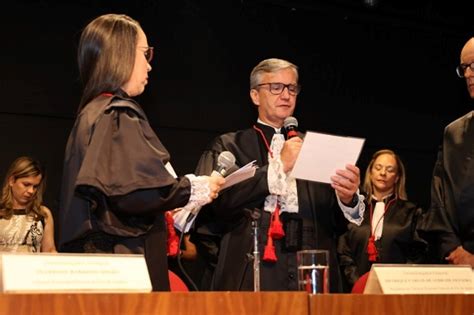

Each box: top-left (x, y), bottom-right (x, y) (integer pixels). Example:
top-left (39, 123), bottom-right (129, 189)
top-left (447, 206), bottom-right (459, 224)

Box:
top-left (59, 94), bottom-right (191, 291)
top-left (422, 111), bottom-right (474, 260)
top-left (192, 123), bottom-right (350, 292)
top-left (337, 198), bottom-right (427, 291)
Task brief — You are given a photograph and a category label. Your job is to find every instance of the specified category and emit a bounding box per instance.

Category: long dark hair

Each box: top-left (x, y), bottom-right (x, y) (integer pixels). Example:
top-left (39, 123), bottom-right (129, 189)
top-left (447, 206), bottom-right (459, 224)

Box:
top-left (77, 14), bottom-right (141, 110)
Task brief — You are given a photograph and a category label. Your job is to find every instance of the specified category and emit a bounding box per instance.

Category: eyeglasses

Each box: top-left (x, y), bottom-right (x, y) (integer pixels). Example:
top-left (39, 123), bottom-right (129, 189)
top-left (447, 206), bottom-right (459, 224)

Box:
top-left (138, 46), bottom-right (154, 63)
top-left (456, 62), bottom-right (474, 78)
top-left (256, 82), bottom-right (301, 96)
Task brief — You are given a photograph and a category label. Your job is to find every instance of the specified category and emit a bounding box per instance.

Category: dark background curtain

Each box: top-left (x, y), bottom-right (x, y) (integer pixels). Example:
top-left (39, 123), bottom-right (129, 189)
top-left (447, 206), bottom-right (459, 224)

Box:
top-left (0, 0), bottom-right (473, 241)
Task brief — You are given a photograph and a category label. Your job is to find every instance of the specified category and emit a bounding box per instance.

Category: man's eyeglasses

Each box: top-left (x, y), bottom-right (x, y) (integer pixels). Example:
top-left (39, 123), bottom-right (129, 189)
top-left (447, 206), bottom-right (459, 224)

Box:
top-left (138, 46), bottom-right (154, 63)
top-left (456, 62), bottom-right (474, 78)
top-left (256, 82), bottom-right (301, 96)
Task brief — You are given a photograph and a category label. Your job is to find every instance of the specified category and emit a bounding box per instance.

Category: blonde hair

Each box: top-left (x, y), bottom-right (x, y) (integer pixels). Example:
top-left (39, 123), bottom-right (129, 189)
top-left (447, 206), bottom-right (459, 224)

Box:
top-left (363, 149), bottom-right (407, 204)
top-left (0, 156), bottom-right (46, 220)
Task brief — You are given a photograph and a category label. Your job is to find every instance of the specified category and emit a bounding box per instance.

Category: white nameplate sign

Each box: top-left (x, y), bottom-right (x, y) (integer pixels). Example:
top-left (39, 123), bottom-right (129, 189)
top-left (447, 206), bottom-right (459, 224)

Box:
top-left (364, 264), bottom-right (473, 294)
top-left (0, 253), bottom-right (152, 293)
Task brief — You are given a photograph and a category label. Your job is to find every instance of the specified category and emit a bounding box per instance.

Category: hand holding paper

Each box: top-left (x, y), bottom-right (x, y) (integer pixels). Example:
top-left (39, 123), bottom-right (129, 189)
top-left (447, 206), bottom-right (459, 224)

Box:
top-left (290, 131), bottom-right (365, 184)
top-left (331, 163), bottom-right (361, 204)
top-left (173, 160), bottom-right (258, 233)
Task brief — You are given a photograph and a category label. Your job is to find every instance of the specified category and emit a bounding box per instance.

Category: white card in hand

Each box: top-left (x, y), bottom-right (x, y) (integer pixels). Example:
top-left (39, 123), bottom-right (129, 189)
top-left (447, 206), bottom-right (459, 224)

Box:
top-left (222, 160), bottom-right (257, 189)
top-left (290, 131), bottom-right (365, 183)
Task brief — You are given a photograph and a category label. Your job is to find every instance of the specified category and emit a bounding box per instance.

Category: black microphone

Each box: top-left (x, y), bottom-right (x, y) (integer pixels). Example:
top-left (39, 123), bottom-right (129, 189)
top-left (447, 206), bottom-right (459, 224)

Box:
top-left (283, 116), bottom-right (298, 139)
top-left (211, 151), bottom-right (236, 177)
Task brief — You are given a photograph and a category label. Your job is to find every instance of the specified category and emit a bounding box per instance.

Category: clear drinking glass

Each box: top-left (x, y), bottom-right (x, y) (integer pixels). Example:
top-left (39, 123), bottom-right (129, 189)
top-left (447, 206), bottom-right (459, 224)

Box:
top-left (296, 249), bottom-right (329, 294)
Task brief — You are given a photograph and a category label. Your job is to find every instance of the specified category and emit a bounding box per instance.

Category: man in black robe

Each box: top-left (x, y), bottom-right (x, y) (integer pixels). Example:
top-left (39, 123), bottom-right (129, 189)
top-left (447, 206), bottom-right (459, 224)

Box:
top-left (423, 37), bottom-right (474, 266)
top-left (191, 58), bottom-right (365, 292)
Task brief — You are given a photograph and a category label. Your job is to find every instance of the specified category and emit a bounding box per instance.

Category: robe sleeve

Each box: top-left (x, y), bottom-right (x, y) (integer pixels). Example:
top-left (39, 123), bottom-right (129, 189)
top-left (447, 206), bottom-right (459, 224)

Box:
top-left (71, 101), bottom-right (192, 238)
top-left (76, 104), bottom-right (178, 196)
top-left (337, 231), bottom-right (360, 290)
top-left (406, 205), bottom-right (429, 263)
top-left (423, 146), bottom-right (461, 259)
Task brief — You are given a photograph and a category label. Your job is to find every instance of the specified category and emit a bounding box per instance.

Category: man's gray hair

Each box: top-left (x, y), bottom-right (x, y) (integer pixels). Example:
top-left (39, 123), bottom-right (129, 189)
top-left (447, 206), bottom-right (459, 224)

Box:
top-left (250, 58), bottom-right (299, 89)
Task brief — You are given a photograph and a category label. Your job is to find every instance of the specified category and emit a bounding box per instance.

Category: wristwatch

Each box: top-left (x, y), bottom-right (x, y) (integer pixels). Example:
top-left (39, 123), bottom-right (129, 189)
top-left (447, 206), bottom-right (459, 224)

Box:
top-left (345, 194), bottom-right (359, 207)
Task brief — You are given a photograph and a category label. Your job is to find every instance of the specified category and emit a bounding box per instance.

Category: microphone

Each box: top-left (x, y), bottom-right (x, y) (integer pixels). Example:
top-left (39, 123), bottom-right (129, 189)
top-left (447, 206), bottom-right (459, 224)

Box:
top-left (283, 116), bottom-right (298, 139)
top-left (211, 151), bottom-right (236, 177)
top-left (185, 151), bottom-right (236, 223)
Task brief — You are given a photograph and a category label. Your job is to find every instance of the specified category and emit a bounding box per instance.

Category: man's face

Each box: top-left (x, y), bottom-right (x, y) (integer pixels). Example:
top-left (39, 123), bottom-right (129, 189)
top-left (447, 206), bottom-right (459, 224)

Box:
top-left (250, 68), bottom-right (298, 128)
top-left (460, 38), bottom-right (474, 98)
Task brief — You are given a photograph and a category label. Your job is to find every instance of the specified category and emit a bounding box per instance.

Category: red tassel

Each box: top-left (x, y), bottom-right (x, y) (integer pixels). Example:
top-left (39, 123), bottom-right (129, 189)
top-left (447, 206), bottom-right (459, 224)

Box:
top-left (263, 235), bottom-right (277, 262)
top-left (305, 273), bottom-right (312, 293)
top-left (270, 206), bottom-right (285, 239)
top-left (367, 235), bottom-right (378, 262)
top-left (165, 211), bottom-right (180, 257)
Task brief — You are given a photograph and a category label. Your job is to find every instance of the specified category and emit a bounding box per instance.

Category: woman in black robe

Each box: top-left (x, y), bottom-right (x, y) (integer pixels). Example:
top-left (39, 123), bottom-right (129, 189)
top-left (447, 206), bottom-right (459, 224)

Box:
top-left (58, 14), bottom-right (224, 291)
top-left (337, 149), bottom-right (427, 292)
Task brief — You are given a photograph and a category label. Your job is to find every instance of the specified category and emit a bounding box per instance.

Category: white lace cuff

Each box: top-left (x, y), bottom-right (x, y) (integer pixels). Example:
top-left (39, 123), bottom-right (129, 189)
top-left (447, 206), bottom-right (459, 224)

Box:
top-left (268, 157), bottom-right (288, 195)
top-left (265, 156), bottom-right (299, 214)
top-left (171, 175), bottom-right (212, 232)
top-left (337, 191), bottom-right (365, 226)
top-left (281, 176), bottom-right (299, 213)
top-left (184, 174), bottom-right (212, 208)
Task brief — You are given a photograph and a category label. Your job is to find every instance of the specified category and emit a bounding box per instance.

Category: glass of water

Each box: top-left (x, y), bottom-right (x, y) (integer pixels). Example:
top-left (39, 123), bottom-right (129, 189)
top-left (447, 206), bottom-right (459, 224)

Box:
top-left (296, 249), bottom-right (329, 294)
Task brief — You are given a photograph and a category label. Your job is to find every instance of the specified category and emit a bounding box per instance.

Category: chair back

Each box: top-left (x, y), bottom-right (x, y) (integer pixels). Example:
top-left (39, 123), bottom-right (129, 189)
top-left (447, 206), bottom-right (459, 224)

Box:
top-left (169, 270), bottom-right (189, 292)
top-left (351, 271), bottom-right (369, 293)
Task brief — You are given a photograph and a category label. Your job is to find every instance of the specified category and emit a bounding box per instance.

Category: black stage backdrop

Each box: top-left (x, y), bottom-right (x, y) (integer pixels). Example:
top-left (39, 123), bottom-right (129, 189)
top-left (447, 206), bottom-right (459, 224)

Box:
top-left (0, 0), bottom-right (473, 242)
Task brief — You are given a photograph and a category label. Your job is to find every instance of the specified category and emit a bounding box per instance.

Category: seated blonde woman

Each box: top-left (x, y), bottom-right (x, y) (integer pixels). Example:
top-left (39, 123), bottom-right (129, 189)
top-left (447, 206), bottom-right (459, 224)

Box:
top-left (0, 156), bottom-right (56, 252)
top-left (337, 149), bottom-right (427, 292)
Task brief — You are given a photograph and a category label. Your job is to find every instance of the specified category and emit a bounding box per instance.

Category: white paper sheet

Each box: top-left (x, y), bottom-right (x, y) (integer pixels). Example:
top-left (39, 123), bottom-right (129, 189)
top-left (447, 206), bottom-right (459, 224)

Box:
top-left (290, 131), bottom-right (365, 183)
top-left (222, 160), bottom-right (257, 189)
